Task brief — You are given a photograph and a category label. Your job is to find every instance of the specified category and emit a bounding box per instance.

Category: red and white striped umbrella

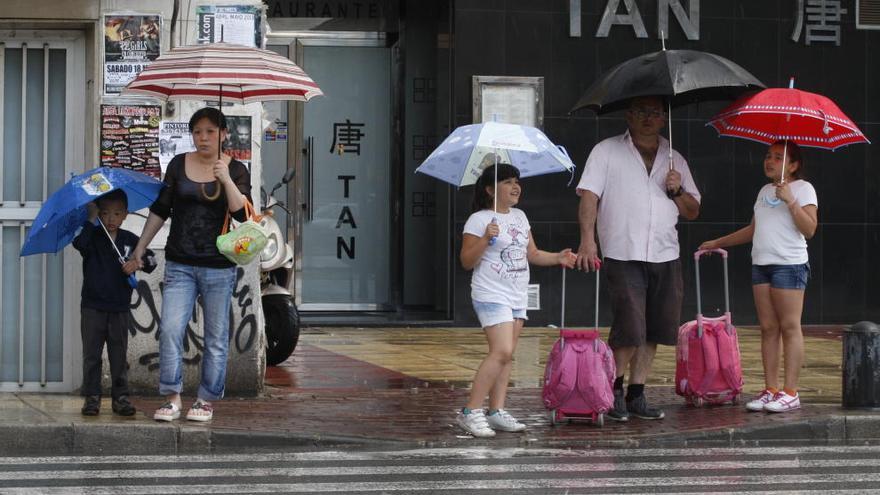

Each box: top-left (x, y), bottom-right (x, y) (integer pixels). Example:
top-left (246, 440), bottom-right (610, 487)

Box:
top-left (121, 42), bottom-right (323, 103)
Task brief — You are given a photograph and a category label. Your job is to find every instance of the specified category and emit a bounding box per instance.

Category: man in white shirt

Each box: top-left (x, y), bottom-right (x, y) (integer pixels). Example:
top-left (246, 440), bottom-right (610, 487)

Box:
top-left (576, 96), bottom-right (701, 422)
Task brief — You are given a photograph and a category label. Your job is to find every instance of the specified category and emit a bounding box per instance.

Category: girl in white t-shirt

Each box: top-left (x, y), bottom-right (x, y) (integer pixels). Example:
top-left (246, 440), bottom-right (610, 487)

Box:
top-left (456, 163), bottom-right (576, 438)
top-left (700, 141), bottom-right (818, 414)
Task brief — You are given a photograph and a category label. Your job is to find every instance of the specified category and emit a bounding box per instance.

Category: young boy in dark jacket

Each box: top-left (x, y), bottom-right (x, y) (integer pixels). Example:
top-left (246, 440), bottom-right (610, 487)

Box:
top-left (72, 190), bottom-right (155, 416)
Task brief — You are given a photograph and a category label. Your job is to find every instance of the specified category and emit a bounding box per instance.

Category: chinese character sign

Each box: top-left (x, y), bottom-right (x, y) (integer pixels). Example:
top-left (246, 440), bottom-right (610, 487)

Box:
top-left (330, 119), bottom-right (366, 155)
top-left (103, 14), bottom-right (161, 95)
top-left (100, 105), bottom-right (161, 178)
top-left (792, 0), bottom-right (848, 46)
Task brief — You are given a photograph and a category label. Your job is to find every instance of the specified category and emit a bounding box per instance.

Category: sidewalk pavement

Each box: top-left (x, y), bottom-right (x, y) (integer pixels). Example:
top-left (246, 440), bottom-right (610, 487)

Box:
top-left (3, 326), bottom-right (880, 456)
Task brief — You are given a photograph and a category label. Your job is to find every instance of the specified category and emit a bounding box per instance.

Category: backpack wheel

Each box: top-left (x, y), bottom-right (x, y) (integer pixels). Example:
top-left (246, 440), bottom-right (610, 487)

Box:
top-left (549, 409), bottom-right (558, 426)
top-left (694, 397), bottom-right (705, 408)
top-left (595, 413), bottom-right (605, 427)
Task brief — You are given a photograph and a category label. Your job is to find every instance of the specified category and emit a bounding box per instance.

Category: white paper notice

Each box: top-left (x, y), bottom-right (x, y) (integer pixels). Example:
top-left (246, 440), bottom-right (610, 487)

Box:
top-left (158, 122), bottom-right (196, 174)
top-left (481, 85), bottom-right (538, 127)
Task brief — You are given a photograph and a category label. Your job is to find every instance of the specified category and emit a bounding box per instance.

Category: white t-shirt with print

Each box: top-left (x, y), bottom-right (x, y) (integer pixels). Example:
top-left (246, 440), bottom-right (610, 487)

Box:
top-left (463, 208), bottom-right (531, 309)
top-left (752, 179), bottom-right (818, 266)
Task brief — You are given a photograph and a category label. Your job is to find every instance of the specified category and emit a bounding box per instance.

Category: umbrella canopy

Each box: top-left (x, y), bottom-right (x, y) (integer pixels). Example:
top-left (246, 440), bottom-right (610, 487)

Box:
top-left (415, 122), bottom-right (576, 187)
top-left (571, 49), bottom-right (765, 115)
top-left (707, 87), bottom-right (870, 150)
top-left (121, 42), bottom-right (323, 104)
top-left (21, 167), bottom-right (165, 256)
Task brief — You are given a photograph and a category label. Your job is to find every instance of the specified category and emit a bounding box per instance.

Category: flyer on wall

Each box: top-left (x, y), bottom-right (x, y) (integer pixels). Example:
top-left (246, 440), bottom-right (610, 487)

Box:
top-left (103, 14), bottom-right (162, 95)
top-left (196, 5), bottom-right (262, 47)
top-left (100, 104), bottom-right (162, 178)
top-left (225, 115), bottom-right (253, 170)
top-left (158, 122), bottom-right (197, 174)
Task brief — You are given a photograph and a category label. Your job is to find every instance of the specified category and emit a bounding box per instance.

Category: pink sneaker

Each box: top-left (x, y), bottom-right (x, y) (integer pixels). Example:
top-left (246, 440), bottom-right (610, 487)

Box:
top-left (764, 391), bottom-right (801, 413)
top-left (745, 389), bottom-right (776, 412)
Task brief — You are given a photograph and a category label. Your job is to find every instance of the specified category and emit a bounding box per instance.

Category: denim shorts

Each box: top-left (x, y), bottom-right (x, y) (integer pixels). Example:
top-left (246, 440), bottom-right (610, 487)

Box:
top-left (751, 263), bottom-right (810, 290)
top-left (472, 300), bottom-right (527, 328)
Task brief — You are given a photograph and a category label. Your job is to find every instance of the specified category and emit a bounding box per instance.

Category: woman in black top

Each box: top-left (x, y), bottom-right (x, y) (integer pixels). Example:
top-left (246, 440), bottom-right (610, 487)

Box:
top-left (127, 107), bottom-right (250, 422)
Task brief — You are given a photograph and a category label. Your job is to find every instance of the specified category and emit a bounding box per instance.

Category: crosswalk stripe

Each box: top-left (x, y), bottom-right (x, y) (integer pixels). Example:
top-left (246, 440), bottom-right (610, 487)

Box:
top-left (1, 458), bottom-right (880, 481)
top-left (4, 473), bottom-right (880, 494)
top-left (3, 446), bottom-right (879, 494)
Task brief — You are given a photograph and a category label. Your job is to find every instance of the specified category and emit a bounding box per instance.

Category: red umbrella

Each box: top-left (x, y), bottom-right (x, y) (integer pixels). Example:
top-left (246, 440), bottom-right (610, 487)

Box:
top-left (122, 42), bottom-right (323, 103)
top-left (708, 79), bottom-right (870, 180)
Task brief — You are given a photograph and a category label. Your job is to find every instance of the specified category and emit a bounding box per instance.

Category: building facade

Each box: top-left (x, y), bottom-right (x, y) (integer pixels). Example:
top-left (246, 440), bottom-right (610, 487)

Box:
top-left (262, 0), bottom-right (880, 329)
top-left (1, 0), bottom-right (878, 393)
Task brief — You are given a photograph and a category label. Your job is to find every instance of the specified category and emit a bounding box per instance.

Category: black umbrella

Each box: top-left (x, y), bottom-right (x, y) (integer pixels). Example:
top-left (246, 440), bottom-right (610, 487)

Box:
top-left (571, 49), bottom-right (765, 115)
top-left (571, 47), bottom-right (765, 181)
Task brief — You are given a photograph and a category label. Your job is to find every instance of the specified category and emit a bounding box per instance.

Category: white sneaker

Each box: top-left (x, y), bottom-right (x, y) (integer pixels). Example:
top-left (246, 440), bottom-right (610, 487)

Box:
top-left (745, 389), bottom-right (776, 412)
top-left (764, 391), bottom-right (801, 413)
top-left (456, 409), bottom-right (496, 437)
top-left (485, 409), bottom-right (527, 432)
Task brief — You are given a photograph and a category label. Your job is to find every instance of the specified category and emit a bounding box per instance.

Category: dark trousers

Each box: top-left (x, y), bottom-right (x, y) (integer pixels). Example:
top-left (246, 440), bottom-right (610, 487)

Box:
top-left (80, 307), bottom-right (131, 399)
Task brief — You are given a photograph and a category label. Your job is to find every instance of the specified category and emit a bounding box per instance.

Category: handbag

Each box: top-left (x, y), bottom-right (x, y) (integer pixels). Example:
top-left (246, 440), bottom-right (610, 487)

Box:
top-left (216, 198), bottom-right (268, 265)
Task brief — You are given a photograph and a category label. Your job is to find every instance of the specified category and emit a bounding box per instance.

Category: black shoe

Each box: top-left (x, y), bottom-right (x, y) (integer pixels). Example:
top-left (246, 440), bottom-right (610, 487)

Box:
top-left (626, 393), bottom-right (665, 420)
top-left (81, 395), bottom-right (100, 416)
top-left (607, 389), bottom-right (630, 422)
top-left (112, 395), bottom-right (136, 417)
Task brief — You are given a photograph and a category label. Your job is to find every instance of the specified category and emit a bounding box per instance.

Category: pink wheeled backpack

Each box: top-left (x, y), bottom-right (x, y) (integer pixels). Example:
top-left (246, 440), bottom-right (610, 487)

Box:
top-left (542, 266), bottom-right (615, 426)
top-left (675, 249), bottom-right (744, 406)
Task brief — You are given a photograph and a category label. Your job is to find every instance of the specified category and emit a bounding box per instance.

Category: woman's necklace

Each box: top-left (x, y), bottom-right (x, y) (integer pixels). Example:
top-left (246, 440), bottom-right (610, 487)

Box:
top-left (201, 181), bottom-right (221, 201)
top-left (194, 156), bottom-right (221, 201)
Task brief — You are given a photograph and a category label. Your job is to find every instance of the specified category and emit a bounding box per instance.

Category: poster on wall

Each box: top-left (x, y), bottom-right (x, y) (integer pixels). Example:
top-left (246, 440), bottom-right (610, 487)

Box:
top-left (103, 14), bottom-right (162, 95)
top-left (159, 122), bottom-right (196, 173)
top-left (100, 104), bottom-right (162, 178)
top-left (225, 115), bottom-right (252, 170)
top-left (196, 5), bottom-right (262, 47)
top-left (264, 121), bottom-right (288, 142)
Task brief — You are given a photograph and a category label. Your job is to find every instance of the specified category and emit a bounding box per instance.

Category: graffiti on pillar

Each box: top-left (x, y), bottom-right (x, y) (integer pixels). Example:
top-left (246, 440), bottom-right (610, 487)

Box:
top-left (130, 266), bottom-right (258, 371)
top-left (232, 266), bottom-right (258, 355)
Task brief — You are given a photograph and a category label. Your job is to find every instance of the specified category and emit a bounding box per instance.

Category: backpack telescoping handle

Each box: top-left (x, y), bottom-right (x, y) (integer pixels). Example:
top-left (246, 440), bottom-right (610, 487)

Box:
top-left (560, 264), bottom-right (601, 349)
top-left (693, 248), bottom-right (731, 337)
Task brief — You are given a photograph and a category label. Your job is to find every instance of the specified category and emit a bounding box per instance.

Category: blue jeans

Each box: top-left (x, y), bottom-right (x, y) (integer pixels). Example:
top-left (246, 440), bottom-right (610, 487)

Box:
top-left (158, 261), bottom-right (237, 400)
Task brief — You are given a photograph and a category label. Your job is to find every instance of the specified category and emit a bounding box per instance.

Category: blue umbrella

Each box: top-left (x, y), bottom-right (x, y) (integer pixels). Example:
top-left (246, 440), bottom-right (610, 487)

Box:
top-left (415, 122), bottom-right (576, 188)
top-left (21, 166), bottom-right (165, 256)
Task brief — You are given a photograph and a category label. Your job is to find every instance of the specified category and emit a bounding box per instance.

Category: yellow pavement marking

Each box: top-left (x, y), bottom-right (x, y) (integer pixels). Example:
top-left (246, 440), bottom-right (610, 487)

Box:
top-left (303, 327), bottom-right (841, 404)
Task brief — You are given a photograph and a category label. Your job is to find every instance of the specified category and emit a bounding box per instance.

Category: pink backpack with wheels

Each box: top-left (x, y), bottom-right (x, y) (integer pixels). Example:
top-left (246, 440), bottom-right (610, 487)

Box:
top-left (675, 249), bottom-right (744, 406)
top-left (542, 266), bottom-right (615, 426)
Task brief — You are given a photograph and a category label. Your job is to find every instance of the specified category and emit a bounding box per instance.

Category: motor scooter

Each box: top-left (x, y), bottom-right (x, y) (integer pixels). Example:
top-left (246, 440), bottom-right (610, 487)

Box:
top-left (259, 169), bottom-right (300, 366)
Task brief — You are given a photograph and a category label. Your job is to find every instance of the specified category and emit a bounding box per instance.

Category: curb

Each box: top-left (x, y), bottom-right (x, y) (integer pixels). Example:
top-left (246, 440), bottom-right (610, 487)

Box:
top-left (4, 413), bottom-right (880, 456)
top-left (0, 423), bottom-right (410, 456)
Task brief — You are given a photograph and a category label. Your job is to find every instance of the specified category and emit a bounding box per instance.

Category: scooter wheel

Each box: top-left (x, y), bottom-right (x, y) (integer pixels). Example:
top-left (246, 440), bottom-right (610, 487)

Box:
top-left (263, 294), bottom-right (300, 366)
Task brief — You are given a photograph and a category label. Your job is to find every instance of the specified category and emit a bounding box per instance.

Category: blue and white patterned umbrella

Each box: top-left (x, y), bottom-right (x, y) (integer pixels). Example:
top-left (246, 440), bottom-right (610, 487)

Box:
top-left (415, 122), bottom-right (575, 187)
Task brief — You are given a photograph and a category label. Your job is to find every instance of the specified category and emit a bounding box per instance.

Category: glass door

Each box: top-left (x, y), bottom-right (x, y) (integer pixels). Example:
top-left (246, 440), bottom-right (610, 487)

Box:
top-left (285, 34), bottom-right (393, 311)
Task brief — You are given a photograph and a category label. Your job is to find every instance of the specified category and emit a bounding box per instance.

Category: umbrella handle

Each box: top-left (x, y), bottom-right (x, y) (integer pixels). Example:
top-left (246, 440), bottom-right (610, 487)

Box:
top-left (127, 273), bottom-right (138, 289)
top-left (488, 217), bottom-right (497, 246)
